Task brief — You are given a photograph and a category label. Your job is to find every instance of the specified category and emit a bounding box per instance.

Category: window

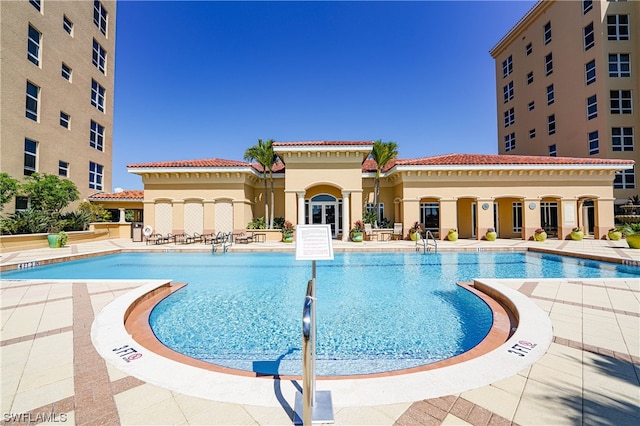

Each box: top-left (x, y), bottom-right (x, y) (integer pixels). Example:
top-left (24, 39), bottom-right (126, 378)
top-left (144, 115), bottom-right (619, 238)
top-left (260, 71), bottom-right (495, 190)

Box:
top-left (15, 197), bottom-right (29, 212)
top-left (583, 0), bottom-right (593, 14)
top-left (24, 138), bottom-right (37, 176)
top-left (419, 202), bottom-right (440, 231)
top-left (25, 81), bottom-right (39, 121)
top-left (585, 60), bottom-right (596, 85)
top-left (29, 0), bottom-right (41, 12)
top-left (59, 161), bottom-right (69, 178)
top-left (94, 0), bottom-right (108, 35)
top-left (609, 53), bottom-right (630, 77)
top-left (587, 95), bottom-right (598, 120)
top-left (548, 114), bottom-right (556, 135)
top-left (504, 108), bottom-right (515, 127)
top-left (92, 39), bottom-right (106, 74)
top-left (89, 162), bottom-right (104, 190)
top-left (502, 55), bottom-right (513, 78)
top-left (503, 81), bottom-right (514, 103)
top-left (584, 22), bottom-right (594, 50)
top-left (529, 129), bottom-right (536, 139)
top-left (90, 121), bottom-right (104, 151)
top-left (544, 22), bottom-right (552, 44)
top-left (612, 127), bottom-right (634, 151)
top-left (505, 133), bottom-right (516, 152)
top-left (91, 79), bottom-right (105, 112)
top-left (528, 101), bottom-right (535, 111)
top-left (547, 84), bottom-right (555, 105)
top-left (27, 25), bottom-right (41, 66)
top-left (545, 53), bottom-right (553, 76)
top-left (365, 203), bottom-right (384, 221)
top-left (527, 71), bottom-right (533, 84)
top-left (512, 202), bottom-right (522, 233)
top-left (549, 144), bottom-right (557, 156)
top-left (60, 111), bottom-right (70, 129)
top-left (63, 15), bottom-right (73, 35)
top-left (61, 63), bottom-right (72, 81)
top-left (610, 90), bottom-right (632, 114)
top-left (526, 43), bottom-right (532, 56)
top-left (607, 15), bottom-right (629, 40)
top-left (614, 168), bottom-right (635, 189)
top-left (588, 131), bottom-right (599, 155)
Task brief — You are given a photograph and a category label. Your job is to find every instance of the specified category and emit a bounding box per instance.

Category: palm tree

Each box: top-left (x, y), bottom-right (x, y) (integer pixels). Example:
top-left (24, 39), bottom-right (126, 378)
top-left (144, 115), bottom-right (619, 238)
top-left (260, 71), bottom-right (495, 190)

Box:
top-left (370, 140), bottom-right (398, 224)
top-left (244, 139), bottom-right (278, 228)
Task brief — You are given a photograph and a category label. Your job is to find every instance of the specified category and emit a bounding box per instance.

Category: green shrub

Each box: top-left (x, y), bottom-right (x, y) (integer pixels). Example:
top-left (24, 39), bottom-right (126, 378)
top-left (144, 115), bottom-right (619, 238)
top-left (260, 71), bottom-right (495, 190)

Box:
top-left (247, 216), bottom-right (266, 229)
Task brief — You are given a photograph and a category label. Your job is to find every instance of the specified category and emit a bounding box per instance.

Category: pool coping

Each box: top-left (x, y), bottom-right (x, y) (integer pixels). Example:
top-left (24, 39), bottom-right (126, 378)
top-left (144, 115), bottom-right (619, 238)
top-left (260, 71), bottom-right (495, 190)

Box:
top-left (90, 277), bottom-right (553, 407)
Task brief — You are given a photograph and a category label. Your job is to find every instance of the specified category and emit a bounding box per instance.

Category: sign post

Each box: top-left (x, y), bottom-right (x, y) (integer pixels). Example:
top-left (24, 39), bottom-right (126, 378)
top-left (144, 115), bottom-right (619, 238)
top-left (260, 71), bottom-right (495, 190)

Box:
top-left (293, 225), bottom-right (334, 425)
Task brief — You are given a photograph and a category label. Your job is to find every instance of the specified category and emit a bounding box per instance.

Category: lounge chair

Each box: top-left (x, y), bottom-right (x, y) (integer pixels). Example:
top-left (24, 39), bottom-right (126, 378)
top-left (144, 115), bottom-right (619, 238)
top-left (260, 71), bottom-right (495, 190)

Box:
top-left (393, 223), bottom-right (403, 240)
top-left (234, 232), bottom-right (254, 244)
top-left (163, 233), bottom-right (176, 244)
top-left (189, 232), bottom-right (203, 243)
top-left (174, 233), bottom-right (191, 244)
top-left (146, 233), bottom-right (163, 245)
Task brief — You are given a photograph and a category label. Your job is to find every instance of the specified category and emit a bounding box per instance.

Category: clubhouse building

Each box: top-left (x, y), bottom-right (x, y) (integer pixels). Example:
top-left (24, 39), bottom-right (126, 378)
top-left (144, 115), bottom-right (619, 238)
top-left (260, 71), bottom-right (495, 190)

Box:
top-left (93, 141), bottom-right (633, 241)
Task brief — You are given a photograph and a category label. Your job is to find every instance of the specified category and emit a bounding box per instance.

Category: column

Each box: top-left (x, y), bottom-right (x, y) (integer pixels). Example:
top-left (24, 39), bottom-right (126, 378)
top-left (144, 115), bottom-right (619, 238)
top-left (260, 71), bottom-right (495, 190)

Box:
top-left (558, 198), bottom-right (578, 240)
top-left (297, 192), bottom-right (306, 225)
top-left (594, 197), bottom-right (615, 239)
top-left (522, 198), bottom-right (541, 241)
top-left (342, 191), bottom-right (350, 241)
top-left (476, 198), bottom-right (494, 240)
top-left (401, 198), bottom-right (420, 240)
top-left (118, 208), bottom-right (126, 223)
top-left (172, 200), bottom-right (184, 234)
top-left (143, 201), bottom-right (155, 229)
top-left (203, 200), bottom-right (216, 234)
top-left (439, 198), bottom-right (458, 240)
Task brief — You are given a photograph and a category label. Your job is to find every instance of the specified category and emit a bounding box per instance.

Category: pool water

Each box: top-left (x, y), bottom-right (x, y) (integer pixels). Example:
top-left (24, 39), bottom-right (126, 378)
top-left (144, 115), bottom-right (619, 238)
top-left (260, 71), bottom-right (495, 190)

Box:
top-left (3, 251), bottom-right (639, 376)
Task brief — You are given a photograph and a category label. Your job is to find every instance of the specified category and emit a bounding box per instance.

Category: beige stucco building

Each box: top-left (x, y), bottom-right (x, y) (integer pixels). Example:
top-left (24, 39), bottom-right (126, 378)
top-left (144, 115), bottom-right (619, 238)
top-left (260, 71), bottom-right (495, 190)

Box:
top-left (490, 0), bottom-right (639, 207)
top-left (124, 141), bottom-right (633, 241)
top-left (0, 0), bottom-right (116, 213)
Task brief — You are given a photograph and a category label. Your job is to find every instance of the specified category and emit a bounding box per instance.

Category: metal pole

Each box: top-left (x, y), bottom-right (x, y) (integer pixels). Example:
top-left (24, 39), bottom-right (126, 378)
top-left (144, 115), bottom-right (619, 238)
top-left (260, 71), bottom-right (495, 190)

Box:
top-left (311, 260), bottom-right (316, 406)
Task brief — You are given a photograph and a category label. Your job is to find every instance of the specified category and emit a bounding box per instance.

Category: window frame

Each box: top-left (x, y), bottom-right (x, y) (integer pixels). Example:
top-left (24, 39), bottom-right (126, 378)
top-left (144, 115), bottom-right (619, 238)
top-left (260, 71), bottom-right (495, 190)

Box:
top-left (93, 0), bottom-right (108, 35)
top-left (25, 81), bottom-right (39, 121)
top-left (24, 138), bottom-right (37, 176)
top-left (60, 111), bottom-right (70, 129)
top-left (92, 39), bottom-right (107, 74)
top-left (545, 53), bottom-right (553, 76)
top-left (503, 81), bottom-right (514, 103)
top-left (91, 79), bottom-right (106, 112)
top-left (63, 15), bottom-right (74, 35)
top-left (529, 129), bottom-right (536, 139)
top-left (512, 202), bottom-right (523, 233)
top-left (90, 120), bottom-right (105, 151)
top-left (548, 114), bottom-right (556, 135)
top-left (58, 161), bottom-right (70, 178)
top-left (528, 101), bottom-right (535, 111)
top-left (585, 60), bottom-right (596, 85)
top-left (549, 144), bottom-right (557, 157)
top-left (614, 168), bottom-right (635, 189)
top-left (587, 95), bottom-right (598, 120)
top-left (544, 22), bottom-right (552, 45)
top-left (588, 130), bottom-right (599, 155)
top-left (610, 90), bottom-right (632, 114)
top-left (584, 22), bottom-right (595, 50)
top-left (547, 84), bottom-right (555, 105)
top-left (526, 43), bottom-right (532, 56)
top-left (527, 71), bottom-right (533, 85)
top-left (61, 62), bottom-right (72, 81)
top-left (612, 127), bottom-right (634, 151)
top-left (504, 107), bottom-right (515, 127)
top-left (29, 0), bottom-right (41, 12)
top-left (609, 53), bottom-right (630, 77)
top-left (89, 161), bottom-right (104, 190)
top-left (607, 14), bottom-right (629, 41)
top-left (27, 24), bottom-right (41, 66)
top-left (583, 0), bottom-right (593, 14)
top-left (504, 132), bottom-right (516, 152)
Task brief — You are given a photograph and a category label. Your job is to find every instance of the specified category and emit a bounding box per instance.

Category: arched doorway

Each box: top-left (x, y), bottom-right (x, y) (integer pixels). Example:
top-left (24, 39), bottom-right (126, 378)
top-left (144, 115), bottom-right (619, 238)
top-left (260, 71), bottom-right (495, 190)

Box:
top-left (305, 194), bottom-right (341, 238)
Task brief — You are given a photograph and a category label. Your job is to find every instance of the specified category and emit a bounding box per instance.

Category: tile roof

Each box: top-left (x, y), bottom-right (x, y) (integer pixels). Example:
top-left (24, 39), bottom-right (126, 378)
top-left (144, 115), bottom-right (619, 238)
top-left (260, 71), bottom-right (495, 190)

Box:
top-left (273, 141), bottom-right (374, 147)
top-left (88, 190), bottom-right (144, 200)
top-left (251, 160), bottom-right (286, 173)
top-left (394, 153), bottom-right (634, 166)
top-left (127, 158), bottom-right (252, 168)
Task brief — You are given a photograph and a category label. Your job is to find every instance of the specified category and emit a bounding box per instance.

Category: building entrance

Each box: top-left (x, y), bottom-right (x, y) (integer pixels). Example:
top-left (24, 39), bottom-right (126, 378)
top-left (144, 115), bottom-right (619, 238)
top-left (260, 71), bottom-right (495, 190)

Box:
top-left (306, 194), bottom-right (341, 238)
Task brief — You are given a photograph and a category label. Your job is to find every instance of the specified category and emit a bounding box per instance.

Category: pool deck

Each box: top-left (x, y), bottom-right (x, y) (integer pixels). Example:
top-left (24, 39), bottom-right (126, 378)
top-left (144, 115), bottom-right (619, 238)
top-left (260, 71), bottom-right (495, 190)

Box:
top-left (1, 237), bottom-right (639, 425)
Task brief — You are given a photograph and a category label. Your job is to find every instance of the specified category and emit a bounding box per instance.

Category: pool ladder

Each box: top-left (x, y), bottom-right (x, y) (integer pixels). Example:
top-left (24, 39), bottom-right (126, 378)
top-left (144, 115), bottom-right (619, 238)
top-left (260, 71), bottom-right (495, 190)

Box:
top-left (416, 230), bottom-right (438, 254)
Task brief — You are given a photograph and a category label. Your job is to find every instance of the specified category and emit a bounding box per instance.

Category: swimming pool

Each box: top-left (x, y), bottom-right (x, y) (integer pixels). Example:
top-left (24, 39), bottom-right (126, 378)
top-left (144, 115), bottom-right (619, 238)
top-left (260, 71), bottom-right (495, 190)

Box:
top-left (4, 251), bottom-right (639, 376)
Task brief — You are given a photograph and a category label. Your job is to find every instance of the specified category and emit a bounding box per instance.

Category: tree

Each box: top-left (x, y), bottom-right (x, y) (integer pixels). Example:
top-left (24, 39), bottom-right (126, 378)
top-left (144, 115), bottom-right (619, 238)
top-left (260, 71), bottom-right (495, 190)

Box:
top-left (21, 173), bottom-right (80, 231)
top-left (244, 139), bottom-right (279, 228)
top-left (370, 140), bottom-right (398, 224)
top-left (0, 173), bottom-right (19, 213)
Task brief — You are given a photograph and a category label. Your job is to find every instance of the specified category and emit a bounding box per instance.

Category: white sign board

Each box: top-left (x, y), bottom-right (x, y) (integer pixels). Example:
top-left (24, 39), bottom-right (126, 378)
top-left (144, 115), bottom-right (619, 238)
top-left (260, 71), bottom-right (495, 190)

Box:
top-left (295, 225), bottom-right (334, 261)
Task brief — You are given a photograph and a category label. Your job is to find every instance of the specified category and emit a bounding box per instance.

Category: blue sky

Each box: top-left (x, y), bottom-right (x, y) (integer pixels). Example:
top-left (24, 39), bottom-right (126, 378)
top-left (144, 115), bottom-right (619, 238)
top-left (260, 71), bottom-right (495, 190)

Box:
top-left (113, 0), bottom-right (536, 190)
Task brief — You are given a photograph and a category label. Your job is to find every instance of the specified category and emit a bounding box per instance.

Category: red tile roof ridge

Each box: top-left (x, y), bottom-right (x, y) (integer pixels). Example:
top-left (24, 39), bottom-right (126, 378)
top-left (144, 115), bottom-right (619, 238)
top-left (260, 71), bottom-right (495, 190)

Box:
top-left (88, 190), bottom-right (144, 200)
top-left (273, 140), bottom-right (374, 146)
top-left (127, 158), bottom-right (252, 168)
top-left (393, 153), bottom-right (635, 166)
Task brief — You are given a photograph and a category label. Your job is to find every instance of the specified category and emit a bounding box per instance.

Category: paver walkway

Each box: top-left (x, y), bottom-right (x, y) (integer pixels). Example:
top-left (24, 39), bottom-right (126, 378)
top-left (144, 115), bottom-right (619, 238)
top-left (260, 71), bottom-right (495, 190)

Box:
top-left (1, 238), bottom-right (639, 425)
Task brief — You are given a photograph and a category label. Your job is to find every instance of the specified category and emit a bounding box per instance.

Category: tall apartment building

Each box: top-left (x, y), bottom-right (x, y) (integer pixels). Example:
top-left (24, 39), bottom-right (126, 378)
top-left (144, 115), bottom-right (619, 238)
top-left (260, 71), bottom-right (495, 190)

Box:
top-left (490, 0), bottom-right (639, 208)
top-left (0, 0), bottom-right (116, 214)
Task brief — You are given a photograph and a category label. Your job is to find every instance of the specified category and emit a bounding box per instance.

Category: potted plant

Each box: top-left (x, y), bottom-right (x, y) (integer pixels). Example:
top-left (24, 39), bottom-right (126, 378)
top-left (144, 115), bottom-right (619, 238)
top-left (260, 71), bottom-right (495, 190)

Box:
top-left (570, 227), bottom-right (584, 241)
top-left (57, 230), bottom-right (68, 248)
top-left (607, 228), bottom-right (622, 241)
top-left (281, 220), bottom-right (294, 243)
top-left (350, 220), bottom-right (364, 242)
top-left (447, 228), bottom-right (458, 241)
top-left (622, 223), bottom-right (640, 249)
top-left (409, 221), bottom-right (422, 241)
top-left (534, 228), bottom-right (547, 242)
top-left (485, 227), bottom-right (497, 241)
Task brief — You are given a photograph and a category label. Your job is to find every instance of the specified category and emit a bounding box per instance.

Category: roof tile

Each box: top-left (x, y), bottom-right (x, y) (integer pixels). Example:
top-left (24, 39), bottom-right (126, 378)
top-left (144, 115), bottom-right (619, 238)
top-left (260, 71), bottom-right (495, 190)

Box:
top-left (89, 190), bottom-right (144, 200)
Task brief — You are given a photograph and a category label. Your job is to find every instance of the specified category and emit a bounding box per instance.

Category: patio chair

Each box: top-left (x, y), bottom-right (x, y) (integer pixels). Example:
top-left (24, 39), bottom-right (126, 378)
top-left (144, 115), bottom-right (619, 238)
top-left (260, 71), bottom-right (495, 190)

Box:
top-left (393, 223), bottom-right (403, 240)
top-left (364, 223), bottom-right (377, 241)
top-left (146, 233), bottom-right (163, 245)
top-left (174, 233), bottom-right (191, 244)
top-left (162, 233), bottom-right (176, 244)
top-left (189, 232), bottom-right (203, 243)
